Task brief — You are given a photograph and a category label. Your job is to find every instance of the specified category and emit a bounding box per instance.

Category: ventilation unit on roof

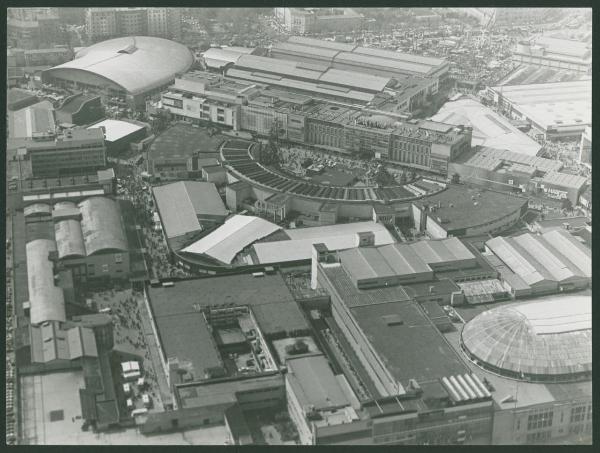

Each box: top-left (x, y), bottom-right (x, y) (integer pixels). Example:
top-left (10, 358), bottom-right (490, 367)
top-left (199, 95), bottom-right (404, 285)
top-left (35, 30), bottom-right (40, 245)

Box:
top-left (382, 314), bottom-right (404, 326)
top-left (118, 44), bottom-right (138, 55)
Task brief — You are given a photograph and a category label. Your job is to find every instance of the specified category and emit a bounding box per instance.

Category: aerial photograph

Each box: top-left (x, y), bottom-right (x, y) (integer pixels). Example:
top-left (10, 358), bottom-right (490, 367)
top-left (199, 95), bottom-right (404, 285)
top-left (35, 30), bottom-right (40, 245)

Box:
top-left (5, 6), bottom-right (592, 446)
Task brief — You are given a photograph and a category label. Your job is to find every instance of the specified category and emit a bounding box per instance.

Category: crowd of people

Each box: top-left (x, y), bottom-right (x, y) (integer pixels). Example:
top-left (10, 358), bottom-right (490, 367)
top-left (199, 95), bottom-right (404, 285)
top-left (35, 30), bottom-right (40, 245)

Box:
top-left (278, 146), bottom-right (415, 187)
top-left (117, 173), bottom-right (191, 281)
top-left (93, 289), bottom-right (163, 413)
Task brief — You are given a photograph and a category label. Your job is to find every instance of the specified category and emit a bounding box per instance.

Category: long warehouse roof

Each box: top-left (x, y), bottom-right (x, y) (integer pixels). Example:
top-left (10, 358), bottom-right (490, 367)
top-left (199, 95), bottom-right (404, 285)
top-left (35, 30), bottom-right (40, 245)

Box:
top-left (252, 221), bottom-right (395, 264)
top-left (26, 239), bottom-right (66, 325)
top-left (153, 181), bottom-right (228, 240)
top-left (182, 215), bottom-right (281, 264)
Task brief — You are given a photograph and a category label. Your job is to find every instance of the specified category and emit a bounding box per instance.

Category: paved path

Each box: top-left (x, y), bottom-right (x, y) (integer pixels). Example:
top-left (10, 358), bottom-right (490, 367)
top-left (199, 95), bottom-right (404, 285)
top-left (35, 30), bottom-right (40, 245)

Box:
top-left (137, 292), bottom-right (172, 407)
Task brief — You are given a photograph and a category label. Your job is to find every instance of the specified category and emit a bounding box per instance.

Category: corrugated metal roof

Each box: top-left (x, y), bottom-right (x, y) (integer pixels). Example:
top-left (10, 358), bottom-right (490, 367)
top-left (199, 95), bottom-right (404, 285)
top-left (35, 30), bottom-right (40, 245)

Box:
top-left (335, 51), bottom-right (434, 75)
top-left (318, 68), bottom-right (391, 92)
top-left (354, 46), bottom-right (446, 68)
top-left (287, 36), bottom-right (357, 52)
top-left (67, 326), bottom-right (98, 359)
top-left (226, 68), bottom-right (375, 103)
top-left (337, 242), bottom-right (433, 283)
top-left (182, 215), bottom-right (281, 264)
top-left (236, 54), bottom-right (324, 80)
top-left (78, 197), bottom-right (128, 255)
top-left (486, 236), bottom-right (548, 286)
top-left (45, 36), bottom-right (194, 95)
top-left (541, 171), bottom-right (587, 190)
top-left (253, 222), bottom-right (395, 264)
top-left (410, 237), bottom-right (475, 265)
top-left (55, 219), bottom-right (86, 259)
top-left (202, 47), bottom-right (253, 65)
top-left (153, 181), bottom-right (228, 240)
top-left (272, 41), bottom-right (340, 59)
top-left (541, 229), bottom-right (591, 277)
top-left (512, 234), bottom-right (582, 283)
top-left (467, 147), bottom-right (562, 173)
top-left (26, 239), bottom-right (66, 325)
top-left (24, 203), bottom-right (52, 217)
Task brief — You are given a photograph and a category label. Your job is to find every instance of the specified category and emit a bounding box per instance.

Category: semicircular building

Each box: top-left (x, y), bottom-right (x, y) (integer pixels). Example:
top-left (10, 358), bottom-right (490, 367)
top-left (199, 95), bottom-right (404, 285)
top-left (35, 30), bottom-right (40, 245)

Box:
top-left (42, 36), bottom-right (194, 108)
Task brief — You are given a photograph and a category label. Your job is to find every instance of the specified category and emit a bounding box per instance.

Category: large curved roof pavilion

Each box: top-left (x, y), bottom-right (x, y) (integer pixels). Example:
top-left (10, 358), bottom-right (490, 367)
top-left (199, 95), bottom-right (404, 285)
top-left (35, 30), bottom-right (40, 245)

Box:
top-left (26, 239), bottom-right (66, 325)
top-left (78, 197), bottom-right (128, 255)
top-left (461, 296), bottom-right (591, 383)
top-left (43, 36), bottom-right (194, 96)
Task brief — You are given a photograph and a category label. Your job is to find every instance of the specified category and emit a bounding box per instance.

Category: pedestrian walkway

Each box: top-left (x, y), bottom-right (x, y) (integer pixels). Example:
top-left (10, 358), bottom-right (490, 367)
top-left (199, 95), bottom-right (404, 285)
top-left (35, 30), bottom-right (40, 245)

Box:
top-left (136, 292), bottom-right (172, 407)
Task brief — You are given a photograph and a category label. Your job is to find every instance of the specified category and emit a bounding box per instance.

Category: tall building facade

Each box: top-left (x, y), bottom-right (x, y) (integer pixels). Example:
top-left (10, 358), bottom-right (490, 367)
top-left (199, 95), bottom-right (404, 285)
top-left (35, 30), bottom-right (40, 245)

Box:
top-left (22, 128), bottom-right (107, 178)
top-left (7, 10), bottom-right (61, 49)
top-left (85, 7), bottom-right (183, 42)
top-left (274, 8), bottom-right (363, 34)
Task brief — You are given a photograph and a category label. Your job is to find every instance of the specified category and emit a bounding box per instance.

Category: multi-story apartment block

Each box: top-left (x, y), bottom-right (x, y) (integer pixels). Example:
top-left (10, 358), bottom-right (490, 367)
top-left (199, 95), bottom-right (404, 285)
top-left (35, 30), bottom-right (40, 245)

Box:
top-left (274, 8), bottom-right (364, 34)
top-left (85, 7), bottom-right (183, 43)
top-left (7, 10), bottom-right (61, 49)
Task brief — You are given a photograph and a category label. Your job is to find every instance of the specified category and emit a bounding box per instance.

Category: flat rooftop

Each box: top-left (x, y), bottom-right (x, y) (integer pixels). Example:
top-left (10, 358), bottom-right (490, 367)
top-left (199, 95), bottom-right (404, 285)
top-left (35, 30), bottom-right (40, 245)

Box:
top-left (88, 119), bottom-right (145, 143)
top-left (490, 80), bottom-right (591, 130)
top-left (415, 185), bottom-right (528, 233)
top-left (153, 311), bottom-right (223, 382)
top-left (322, 264), bottom-right (412, 309)
top-left (453, 146), bottom-right (563, 173)
top-left (287, 354), bottom-right (350, 410)
top-left (149, 123), bottom-right (225, 163)
top-left (351, 300), bottom-right (469, 385)
top-left (175, 374), bottom-right (283, 408)
top-left (19, 371), bottom-right (87, 445)
top-left (147, 274), bottom-right (308, 336)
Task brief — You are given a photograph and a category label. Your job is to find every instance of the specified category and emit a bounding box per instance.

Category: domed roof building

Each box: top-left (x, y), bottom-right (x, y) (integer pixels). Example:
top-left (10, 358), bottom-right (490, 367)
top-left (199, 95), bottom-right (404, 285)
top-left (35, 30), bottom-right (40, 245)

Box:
top-left (42, 36), bottom-right (194, 108)
top-left (460, 296), bottom-right (591, 383)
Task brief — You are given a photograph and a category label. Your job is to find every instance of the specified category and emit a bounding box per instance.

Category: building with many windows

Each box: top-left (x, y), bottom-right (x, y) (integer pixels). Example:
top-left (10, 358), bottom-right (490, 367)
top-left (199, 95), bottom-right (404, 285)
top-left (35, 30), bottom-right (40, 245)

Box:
top-left (21, 128), bottom-right (107, 178)
top-left (157, 72), bottom-right (471, 174)
top-left (308, 241), bottom-right (495, 444)
top-left (274, 8), bottom-right (364, 34)
top-left (85, 7), bottom-right (182, 43)
top-left (457, 295), bottom-right (592, 444)
top-left (7, 9), bottom-right (61, 49)
top-left (160, 71), bottom-right (263, 130)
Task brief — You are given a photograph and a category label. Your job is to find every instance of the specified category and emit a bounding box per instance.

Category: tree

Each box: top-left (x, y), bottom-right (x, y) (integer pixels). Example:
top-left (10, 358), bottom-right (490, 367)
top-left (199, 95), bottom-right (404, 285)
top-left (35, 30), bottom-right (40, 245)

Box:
top-left (451, 173), bottom-right (461, 184)
top-left (561, 198), bottom-right (573, 212)
top-left (375, 165), bottom-right (395, 186)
